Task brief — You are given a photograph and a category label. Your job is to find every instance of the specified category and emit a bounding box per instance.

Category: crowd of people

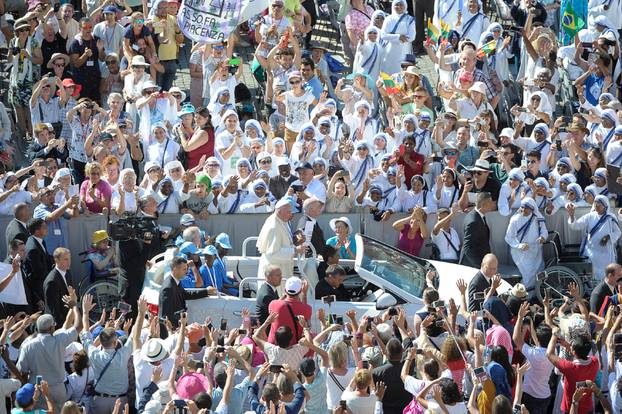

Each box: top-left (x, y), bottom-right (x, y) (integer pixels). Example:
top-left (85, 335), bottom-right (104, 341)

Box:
top-left (0, 0), bottom-right (619, 411)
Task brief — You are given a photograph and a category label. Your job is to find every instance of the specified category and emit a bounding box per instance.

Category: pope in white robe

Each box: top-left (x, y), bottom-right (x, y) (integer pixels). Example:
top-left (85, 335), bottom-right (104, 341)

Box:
top-left (568, 195), bottom-right (622, 280)
top-left (256, 199), bottom-right (305, 280)
top-left (505, 197), bottom-right (548, 291)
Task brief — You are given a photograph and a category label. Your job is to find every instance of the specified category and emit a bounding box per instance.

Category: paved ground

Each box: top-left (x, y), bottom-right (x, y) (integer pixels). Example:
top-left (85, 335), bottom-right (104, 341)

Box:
top-left (171, 15), bottom-right (440, 102)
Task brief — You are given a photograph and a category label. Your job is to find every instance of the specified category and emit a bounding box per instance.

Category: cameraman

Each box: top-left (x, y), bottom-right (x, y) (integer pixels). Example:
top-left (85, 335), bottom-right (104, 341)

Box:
top-left (117, 194), bottom-right (168, 318)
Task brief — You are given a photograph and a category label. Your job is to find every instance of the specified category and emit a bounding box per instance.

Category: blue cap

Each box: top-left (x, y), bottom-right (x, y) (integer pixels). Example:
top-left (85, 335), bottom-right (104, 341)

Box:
top-left (215, 233), bottom-right (232, 250)
top-left (103, 5), bottom-right (118, 13)
top-left (179, 241), bottom-right (199, 256)
top-left (202, 244), bottom-right (218, 256)
top-left (177, 104), bottom-right (195, 117)
top-left (295, 162), bottom-right (313, 171)
top-left (16, 384), bottom-right (35, 407)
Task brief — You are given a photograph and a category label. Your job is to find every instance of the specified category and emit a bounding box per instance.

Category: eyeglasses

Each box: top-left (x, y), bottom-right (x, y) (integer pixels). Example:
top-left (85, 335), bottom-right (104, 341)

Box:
top-left (260, 159), bottom-right (272, 164)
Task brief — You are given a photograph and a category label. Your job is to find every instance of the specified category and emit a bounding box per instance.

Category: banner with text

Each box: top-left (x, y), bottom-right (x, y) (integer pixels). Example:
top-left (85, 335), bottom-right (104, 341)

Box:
top-left (178, 0), bottom-right (268, 43)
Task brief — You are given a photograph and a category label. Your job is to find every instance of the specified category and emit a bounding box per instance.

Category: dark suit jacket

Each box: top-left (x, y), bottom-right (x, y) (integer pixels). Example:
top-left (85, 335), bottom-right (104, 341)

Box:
top-left (43, 268), bottom-right (73, 326)
top-left (590, 281), bottom-right (615, 314)
top-left (22, 237), bottom-right (54, 303)
top-left (255, 283), bottom-right (279, 324)
top-left (296, 215), bottom-right (326, 257)
top-left (5, 219), bottom-right (29, 255)
top-left (158, 275), bottom-right (210, 328)
top-left (467, 271), bottom-right (494, 311)
top-left (269, 175), bottom-right (297, 201)
top-left (459, 210), bottom-right (491, 268)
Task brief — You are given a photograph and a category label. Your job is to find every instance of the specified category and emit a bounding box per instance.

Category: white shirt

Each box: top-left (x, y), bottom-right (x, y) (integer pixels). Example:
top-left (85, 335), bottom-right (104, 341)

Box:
top-left (303, 178), bottom-right (327, 203)
top-left (521, 343), bottom-right (554, 398)
top-left (0, 379), bottom-right (20, 414)
top-left (147, 138), bottom-right (181, 168)
top-left (431, 228), bottom-right (461, 261)
top-left (55, 266), bottom-right (69, 289)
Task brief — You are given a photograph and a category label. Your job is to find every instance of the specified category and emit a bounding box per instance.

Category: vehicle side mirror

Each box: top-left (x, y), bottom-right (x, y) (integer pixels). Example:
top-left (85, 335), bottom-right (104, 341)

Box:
top-left (376, 292), bottom-right (397, 310)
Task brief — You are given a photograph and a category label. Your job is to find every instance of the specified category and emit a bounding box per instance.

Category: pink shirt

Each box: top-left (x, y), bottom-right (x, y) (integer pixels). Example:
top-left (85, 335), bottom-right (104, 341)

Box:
top-left (267, 297), bottom-right (312, 346)
top-left (80, 179), bottom-right (112, 213)
top-left (485, 324), bottom-right (514, 359)
top-left (345, 6), bottom-right (374, 40)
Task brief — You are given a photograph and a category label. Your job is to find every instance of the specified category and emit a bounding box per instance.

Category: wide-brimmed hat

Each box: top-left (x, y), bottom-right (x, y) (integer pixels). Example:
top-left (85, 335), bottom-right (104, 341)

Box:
top-left (60, 78), bottom-right (82, 97)
top-left (47, 52), bottom-right (70, 69)
top-left (169, 86), bottom-right (186, 102)
top-left (141, 80), bottom-right (160, 93)
top-left (13, 19), bottom-right (31, 32)
top-left (470, 159), bottom-right (491, 172)
top-left (142, 338), bottom-right (169, 363)
top-left (131, 55), bottom-right (150, 67)
top-left (468, 81), bottom-right (487, 96)
top-left (329, 216), bottom-right (352, 233)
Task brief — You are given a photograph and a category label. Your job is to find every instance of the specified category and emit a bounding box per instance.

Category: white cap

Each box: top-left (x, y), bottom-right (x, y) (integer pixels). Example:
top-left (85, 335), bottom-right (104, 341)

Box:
top-left (276, 158), bottom-right (290, 167)
top-left (285, 277), bottom-right (302, 295)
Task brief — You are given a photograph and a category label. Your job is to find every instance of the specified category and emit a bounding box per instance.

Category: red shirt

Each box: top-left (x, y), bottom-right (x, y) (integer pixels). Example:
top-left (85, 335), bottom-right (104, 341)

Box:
top-left (396, 146), bottom-right (425, 190)
top-left (267, 297), bottom-right (312, 346)
top-left (188, 128), bottom-right (215, 169)
top-left (557, 356), bottom-right (599, 414)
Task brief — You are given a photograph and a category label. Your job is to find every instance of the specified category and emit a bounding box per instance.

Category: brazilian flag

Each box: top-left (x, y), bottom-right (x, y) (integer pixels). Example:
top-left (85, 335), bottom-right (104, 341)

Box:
top-left (561, 1), bottom-right (585, 38)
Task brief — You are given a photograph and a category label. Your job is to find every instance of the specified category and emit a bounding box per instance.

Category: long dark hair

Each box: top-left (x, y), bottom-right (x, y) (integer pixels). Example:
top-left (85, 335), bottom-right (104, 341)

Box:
top-left (490, 345), bottom-right (515, 385)
top-left (196, 106), bottom-right (214, 131)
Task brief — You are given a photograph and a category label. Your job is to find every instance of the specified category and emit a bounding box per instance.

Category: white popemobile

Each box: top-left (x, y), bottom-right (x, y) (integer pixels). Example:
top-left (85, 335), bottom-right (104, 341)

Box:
top-left (141, 234), bottom-right (511, 328)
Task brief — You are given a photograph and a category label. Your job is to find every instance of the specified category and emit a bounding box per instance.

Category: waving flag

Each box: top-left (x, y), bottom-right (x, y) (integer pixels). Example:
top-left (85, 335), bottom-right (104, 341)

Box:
top-left (561, 1), bottom-right (585, 38)
top-left (439, 18), bottom-right (451, 40)
top-left (380, 72), bottom-right (400, 95)
top-left (427, 19), bottom-right (440, 43)
top-left (476, 39), bottom-right (497, 58)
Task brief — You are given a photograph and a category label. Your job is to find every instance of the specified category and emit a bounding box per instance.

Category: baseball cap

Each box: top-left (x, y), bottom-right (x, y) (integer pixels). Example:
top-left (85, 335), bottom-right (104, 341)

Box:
top-left (16, 384), bottom-right (35, 407)
top-left (285, 277), bottom-right (302, 295)
top-left (295, 162), bottom-right (314, 171)
top-left (215, 233), bottom-right (232, 250)
top-left (179, 213), bottom-right (195, 226)
top-left (179, 241), bottom-right (199, 256)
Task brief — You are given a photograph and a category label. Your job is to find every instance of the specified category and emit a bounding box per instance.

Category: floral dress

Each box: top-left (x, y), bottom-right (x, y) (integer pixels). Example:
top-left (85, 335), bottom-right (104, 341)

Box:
top-left (8, 36), bottom-right (38, 107)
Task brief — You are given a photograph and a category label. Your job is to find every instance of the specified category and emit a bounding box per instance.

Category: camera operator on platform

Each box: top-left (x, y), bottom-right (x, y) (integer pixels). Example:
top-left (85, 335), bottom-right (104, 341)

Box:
top-left (117, 194), bottom-right (168, 318)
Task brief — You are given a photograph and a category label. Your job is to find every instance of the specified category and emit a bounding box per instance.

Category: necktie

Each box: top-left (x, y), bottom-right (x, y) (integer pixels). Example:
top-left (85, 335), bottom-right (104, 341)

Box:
top-left (482, 215), bottom-right (488, 229)
top-left (41, 239), bottom-right (48, 254)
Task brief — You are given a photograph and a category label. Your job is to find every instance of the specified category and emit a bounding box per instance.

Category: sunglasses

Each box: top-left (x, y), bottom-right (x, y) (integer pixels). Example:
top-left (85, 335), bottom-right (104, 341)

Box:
top-left (213, 45), bottom-right (225, 50)
top-left (54, 63), bottom-right (66, 67)
top-left (289, 80), bottom-right (301, 85)
top-left (172, 93), bottom-right (182, 98)
top-left (414, 95), bottom-right (426, 99)
top-left (272, 3), bottom-right (283, 7)
top-left (134, 19), bottom-right (144, 24)
top-left (260, 159), bottom-right (272, 164)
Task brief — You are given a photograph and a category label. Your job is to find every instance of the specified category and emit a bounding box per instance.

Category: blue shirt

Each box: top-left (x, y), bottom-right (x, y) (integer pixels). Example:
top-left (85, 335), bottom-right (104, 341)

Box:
top-left (33, 203), bottom-right (69, 254)
top-left (213, 256), bottom-right (238, 296)
top-left (326, 235), bottom-right (357, 259)
top-left (584, 73), bottom-right (605, 106)
top-left (304, 77), bottom-right (323, 102)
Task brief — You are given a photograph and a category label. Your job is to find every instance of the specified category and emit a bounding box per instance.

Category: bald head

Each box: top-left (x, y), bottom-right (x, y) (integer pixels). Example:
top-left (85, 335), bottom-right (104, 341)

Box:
top-left (481, 254), bottom-right (498, 277)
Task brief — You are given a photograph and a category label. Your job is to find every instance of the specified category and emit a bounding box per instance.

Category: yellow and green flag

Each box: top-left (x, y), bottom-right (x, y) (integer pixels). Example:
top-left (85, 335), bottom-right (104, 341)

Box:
top-left (380, 72), bottom-right (400, 95)
top-left (427, 19), bottom-right (440, 43)
top-left (439, 18), bottom-right (451, 40)
top-left (476, 39), bottom-right (497, 58)
top-left (561, 1), bottom-right (585, 37)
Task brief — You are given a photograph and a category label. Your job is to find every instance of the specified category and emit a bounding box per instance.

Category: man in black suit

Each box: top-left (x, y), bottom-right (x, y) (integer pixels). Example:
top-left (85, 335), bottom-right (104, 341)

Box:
top-left (297, 197), bottom-right (326, 257)
top-left (269, 161), bottom-right (296, 200)
top-left (5, 203), bottom-right (31, 256)
top-left (467, 253), bottom-right (500, 311)
top-left (43, 248), bottom-right (74, 326)
top-left (22, 218), bottom-right (54, 308)
top-left (590, 263), bottom-right (621, 314)
top-left (459, 192), bottom-right (495, 268)
top-left (158, 257), bottom-right (216, 334)
top-left (255, 265), bottom-right (282, 324)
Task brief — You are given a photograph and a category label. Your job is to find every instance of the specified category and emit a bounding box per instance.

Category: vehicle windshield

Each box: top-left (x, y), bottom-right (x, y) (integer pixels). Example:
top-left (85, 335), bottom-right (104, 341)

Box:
top-left (359, 236), bottom-right (428, 299)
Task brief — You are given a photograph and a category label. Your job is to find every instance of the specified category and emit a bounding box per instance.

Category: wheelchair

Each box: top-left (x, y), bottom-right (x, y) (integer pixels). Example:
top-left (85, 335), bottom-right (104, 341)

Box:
top-left (77, 250), bottom-right (126, 323)
top-left (534, 231), bottom-right (593, 303)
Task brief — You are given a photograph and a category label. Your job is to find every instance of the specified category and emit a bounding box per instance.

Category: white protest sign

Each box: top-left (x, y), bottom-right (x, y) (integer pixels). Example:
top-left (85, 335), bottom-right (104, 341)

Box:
top-left (178, 0), bottom-right (268, 43)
